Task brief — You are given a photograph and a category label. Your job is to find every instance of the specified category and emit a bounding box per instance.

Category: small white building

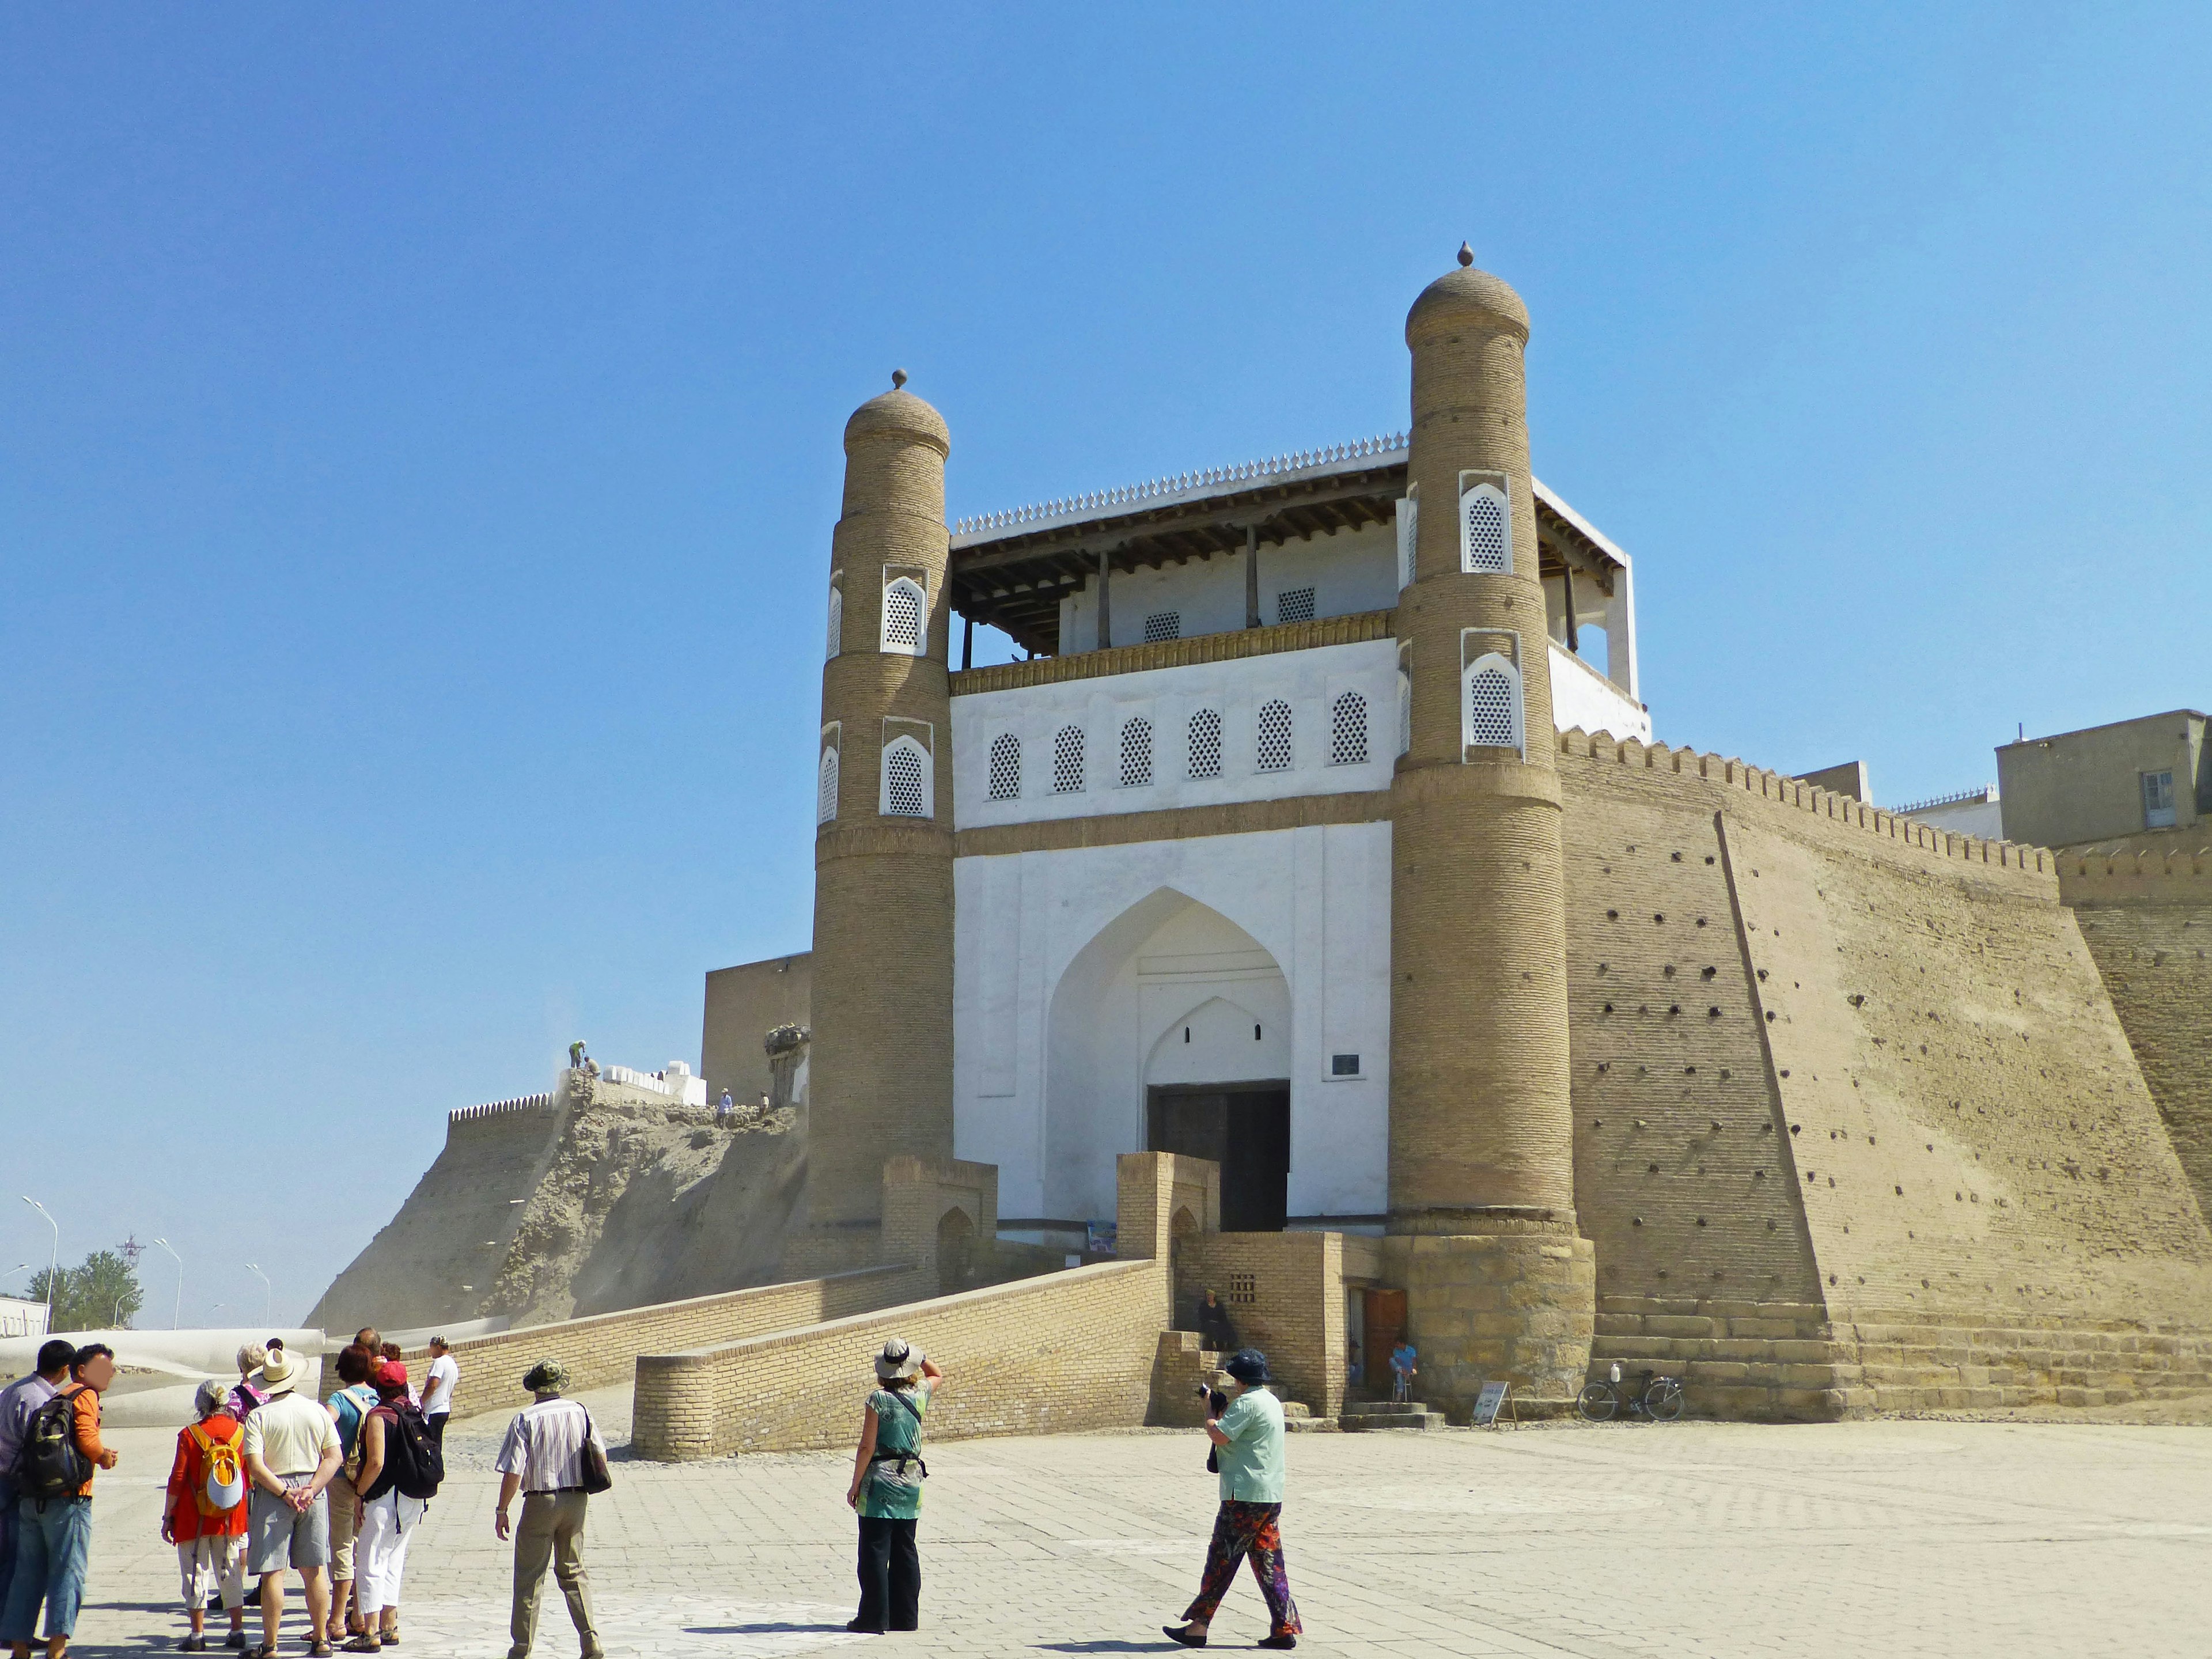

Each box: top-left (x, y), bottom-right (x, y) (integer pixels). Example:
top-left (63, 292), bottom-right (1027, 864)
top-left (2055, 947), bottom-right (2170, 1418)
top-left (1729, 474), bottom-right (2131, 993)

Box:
top-left (1899, 785), bottom-right (2003, 839)
top-left (0, 1296), bottom-right (50, 1339)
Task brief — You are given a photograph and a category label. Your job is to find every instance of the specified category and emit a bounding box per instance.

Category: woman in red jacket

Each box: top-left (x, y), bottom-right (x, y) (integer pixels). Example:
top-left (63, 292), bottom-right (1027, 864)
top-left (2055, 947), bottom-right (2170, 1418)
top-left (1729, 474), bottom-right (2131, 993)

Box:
top-left (164, 1380), bottom-right (251, 1653)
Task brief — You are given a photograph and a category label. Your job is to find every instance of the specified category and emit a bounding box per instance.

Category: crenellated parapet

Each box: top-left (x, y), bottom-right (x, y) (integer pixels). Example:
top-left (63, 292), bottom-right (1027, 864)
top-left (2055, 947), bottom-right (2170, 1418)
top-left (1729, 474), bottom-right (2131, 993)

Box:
top-left (2058, 843), bottom-right (2212, 907)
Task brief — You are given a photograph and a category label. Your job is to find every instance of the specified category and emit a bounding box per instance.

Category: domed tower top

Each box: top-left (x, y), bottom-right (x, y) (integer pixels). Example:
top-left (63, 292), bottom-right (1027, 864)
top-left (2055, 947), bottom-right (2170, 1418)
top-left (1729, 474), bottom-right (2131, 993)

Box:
top-left (844, 370), bottom-right (950, 458)
top-left (1405, 243), bottom-right (1529, 346)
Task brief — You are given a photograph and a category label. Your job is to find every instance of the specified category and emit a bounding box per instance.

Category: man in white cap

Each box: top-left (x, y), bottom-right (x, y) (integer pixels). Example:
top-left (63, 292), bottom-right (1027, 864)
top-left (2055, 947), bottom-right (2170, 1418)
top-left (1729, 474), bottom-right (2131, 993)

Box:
top-left (238, 1347), bottom-right (342, 1658)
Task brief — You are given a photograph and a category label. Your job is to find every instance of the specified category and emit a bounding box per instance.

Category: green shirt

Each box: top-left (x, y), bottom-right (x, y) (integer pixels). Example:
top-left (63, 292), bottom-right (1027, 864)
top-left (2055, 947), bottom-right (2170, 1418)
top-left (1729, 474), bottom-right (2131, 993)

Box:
top-left (858, 1382), bottom-right (931, 1520)
top-left (1214, 1387), bottom-right (1285, 1503)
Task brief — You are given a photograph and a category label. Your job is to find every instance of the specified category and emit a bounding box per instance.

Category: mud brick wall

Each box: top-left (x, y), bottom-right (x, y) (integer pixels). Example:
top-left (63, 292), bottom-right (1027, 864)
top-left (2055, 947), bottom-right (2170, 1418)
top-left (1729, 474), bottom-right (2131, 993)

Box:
top-left (631, 1258), bottom-right (1172, 1459)
top-left (1177, 1231), bottom-right (1347, 1419)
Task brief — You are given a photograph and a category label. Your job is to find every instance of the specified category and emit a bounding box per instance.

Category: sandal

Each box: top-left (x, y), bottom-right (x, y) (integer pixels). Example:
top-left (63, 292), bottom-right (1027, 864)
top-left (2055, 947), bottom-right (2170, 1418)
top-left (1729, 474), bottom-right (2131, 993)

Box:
top-left (340, 1639), bottom-right (380, 1654)
top-left (1163, 1627), bottom-right (1207, 1649)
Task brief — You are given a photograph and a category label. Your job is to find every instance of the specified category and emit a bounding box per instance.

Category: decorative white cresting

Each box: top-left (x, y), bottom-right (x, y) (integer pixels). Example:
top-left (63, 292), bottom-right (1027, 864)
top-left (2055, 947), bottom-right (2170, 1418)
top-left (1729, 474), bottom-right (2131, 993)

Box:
top-left (949, 431), bottom-right (1411, 536)
top-left (881, 736), bottom-right (931, 817)
top-left (1329, 690), bottom-right (1369, 766)
top-left (1464, 654), bottom-right (1522, 753)
top-left (988, 733), bottom-right (1021, 801)
top-left (881, 576), bottom-right (925, 655)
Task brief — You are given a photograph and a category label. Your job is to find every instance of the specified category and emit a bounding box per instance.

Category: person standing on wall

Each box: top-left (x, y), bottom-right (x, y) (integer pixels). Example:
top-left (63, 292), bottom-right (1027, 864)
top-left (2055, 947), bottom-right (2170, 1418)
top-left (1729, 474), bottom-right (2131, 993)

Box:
top-left (238, 1346), bottom-right (342, 1659)
top-left (1162, 1348), bottom-right (1301, 1650)
top-left (164, 1380), bottom-right (250, 1652)
top-left (0, 1341), bottom-right (75, 1619)
top-left (418, 1342), bottom-right (458, 1450)
top-left (492, 1359), bottom-right (604, 1659)
top-left (844, 1339), bottom-right (942, 1636)
top-left (1, 1342), bottom-right (119, 1659)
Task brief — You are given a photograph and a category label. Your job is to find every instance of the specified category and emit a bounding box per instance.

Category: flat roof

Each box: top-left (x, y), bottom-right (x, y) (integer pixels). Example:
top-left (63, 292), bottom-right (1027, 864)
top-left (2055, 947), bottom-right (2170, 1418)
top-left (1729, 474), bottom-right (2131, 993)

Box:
top-left (949, 435), bottom-right (1628, 657)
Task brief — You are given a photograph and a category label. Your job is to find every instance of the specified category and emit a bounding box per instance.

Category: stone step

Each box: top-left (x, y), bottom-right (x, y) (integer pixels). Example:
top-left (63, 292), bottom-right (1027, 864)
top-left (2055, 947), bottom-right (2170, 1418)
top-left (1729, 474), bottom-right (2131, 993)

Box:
top-left (1341, 1400), bottom-right (1445, 1430)
top-left (1280, 1402), bottom-right (1310, 1419)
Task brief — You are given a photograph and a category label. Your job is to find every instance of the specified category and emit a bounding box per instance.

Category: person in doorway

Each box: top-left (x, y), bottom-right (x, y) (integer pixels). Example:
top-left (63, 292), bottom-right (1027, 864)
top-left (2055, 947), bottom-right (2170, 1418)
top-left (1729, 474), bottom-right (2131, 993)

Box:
top-left (1388, 1339), bottom-right (1418, 1404)
top-left (1163, 1348), bottom-right (1300, 1650)
top-left (0, 1341), bottom-right (75, 1618)
top-left (238, 1346), bottom-right (341, 1659)
top-left (1344, 1338), bottom-right (1362, 1390)
top-left (492, 1359), bottom-right (604, 1659)
top-left (844, 1339), bottom-right (942, 1635)
top-left (1197, 1290), bottom-right (1238, 1354)
top-left (323, 1347), bottom-right (380, 1646)
top-left (346, 1363), bottom-right (426, 1653)
top-left (165, 1380), bottom-right (249, 1653)
top-left (419, 1342), bottom-right (457, 1449)
top-left (1, 1342), bottom-right (119, 1659)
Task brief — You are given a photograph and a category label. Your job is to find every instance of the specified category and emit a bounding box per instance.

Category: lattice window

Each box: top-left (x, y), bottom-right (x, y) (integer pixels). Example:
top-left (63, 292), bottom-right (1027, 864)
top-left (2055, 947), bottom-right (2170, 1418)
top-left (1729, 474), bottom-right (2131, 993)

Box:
top-left (1052, 724), bottom-right (1086, 793)
top-left (1396, 493), bottom-right (1418, 590)
top-left (1143, 611), bottom-right (1180, 643)
top-left (1460, 482), bottom-right (1510, 574)
top-left (1329, 690), bottom-right (1369, 766)
top-left (1464, 655), bottom-right (1522, 751)
top-left (1120, 717), bottom-right (1154, 787)
top-left (816, 745), bottom-right (839, 825)
top-left (881, 738), bottom-right (930, 817)
top-left (825, 582), bottom-right (843, 660)
top-left (1256, 698), bottom-right (1293, 771)
top-left (1188, 709), bottom-right (1223, 779)
top-left (987, 733), bottom-right (1021, 801)
top-left (1226, 1271), bottom-right (1257, 1305)
top-left (881, 576), bottom-right (925, 654)
top-left (1276, 586), bottom-right (1316, 625)
top-left (1397, 668), bottom-right (1412, 756)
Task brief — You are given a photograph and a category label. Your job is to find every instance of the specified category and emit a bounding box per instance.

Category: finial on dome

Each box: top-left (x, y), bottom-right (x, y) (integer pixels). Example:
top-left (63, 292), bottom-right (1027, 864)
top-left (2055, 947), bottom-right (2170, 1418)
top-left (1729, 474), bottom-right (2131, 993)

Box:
top-left (891, 369), bottom-right (908, 389)
top-left (1457, 242), bottom-right (1475, 268)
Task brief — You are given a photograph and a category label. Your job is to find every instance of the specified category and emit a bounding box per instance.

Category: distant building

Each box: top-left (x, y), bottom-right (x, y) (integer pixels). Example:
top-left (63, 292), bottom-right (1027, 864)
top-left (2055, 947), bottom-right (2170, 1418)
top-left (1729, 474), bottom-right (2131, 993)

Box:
top-left (1897, 784), bottom-right (2002, 839)
top-left (1998, 710), bottom-right (2207, 848)
top-left (0, 1295), bottom-right (50, 1339)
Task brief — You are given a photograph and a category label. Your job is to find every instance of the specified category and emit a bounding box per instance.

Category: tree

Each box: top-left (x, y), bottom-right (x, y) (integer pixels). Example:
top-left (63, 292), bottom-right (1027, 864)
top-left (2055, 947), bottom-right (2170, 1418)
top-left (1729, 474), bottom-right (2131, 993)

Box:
top-left (28, 1249), bottom-right (145, 1333)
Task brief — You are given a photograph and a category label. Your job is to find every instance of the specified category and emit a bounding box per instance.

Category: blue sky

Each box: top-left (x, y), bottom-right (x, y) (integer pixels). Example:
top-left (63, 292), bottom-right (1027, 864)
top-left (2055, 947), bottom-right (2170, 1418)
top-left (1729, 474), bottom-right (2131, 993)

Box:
top-left (3, 5), bottom-right (2207, 1325)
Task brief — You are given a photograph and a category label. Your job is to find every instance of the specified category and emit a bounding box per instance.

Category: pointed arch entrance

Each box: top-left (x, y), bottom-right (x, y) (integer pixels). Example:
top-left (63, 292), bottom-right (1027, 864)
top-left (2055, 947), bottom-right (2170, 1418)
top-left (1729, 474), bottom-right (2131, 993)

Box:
top-left (1044, 887), bottom-right (1290, 1228)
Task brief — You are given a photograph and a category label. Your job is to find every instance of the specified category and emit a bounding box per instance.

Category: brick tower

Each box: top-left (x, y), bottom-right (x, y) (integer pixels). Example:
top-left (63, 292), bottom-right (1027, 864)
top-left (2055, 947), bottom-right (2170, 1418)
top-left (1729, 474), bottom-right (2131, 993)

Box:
top-left (805, 374), bottom-right (958, 1260)
top-left (1385, 249), bottom-right (1595, 1410)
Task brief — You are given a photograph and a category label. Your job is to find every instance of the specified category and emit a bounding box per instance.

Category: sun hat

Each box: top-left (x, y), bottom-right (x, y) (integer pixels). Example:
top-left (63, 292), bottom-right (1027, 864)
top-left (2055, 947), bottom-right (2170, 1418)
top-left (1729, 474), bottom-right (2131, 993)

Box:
top-left (260, 1347), bottom-right (300, 1392)
top-left (1224, 1348), bottom-right (1270, 1385)
top-left (521, 1357), bottom-right (570, 1394)
top-left (874, 1338), bottom-right (923, 1381)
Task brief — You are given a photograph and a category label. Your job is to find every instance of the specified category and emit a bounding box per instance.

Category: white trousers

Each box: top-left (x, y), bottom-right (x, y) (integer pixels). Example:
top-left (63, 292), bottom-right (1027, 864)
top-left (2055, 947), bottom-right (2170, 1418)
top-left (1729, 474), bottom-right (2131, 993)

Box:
top-left (177, 1533), bottom-right (247, 1611)
top-left (354, 1491), bottom-right (426, 1617)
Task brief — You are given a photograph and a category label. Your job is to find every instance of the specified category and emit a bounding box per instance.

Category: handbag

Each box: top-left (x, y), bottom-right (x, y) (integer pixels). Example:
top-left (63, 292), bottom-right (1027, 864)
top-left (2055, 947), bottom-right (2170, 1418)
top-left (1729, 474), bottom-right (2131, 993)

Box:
top-left (579, 1409), bottom-right (613, 1495)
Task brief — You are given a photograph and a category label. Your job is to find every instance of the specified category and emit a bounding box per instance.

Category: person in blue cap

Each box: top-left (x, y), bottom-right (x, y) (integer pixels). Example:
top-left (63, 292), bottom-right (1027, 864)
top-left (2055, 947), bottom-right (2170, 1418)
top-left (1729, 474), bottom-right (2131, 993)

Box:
top-left (1163, 1348), bottom-right (1301, 1649)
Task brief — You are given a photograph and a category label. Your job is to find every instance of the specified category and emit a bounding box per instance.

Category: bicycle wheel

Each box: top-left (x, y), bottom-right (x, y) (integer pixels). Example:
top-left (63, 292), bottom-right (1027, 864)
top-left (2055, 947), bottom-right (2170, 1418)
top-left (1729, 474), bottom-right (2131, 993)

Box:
top-left (1576, 1381), bottom-right (1618, 1422)
top-left (1645, 1377), bottom-right (1685, 1422)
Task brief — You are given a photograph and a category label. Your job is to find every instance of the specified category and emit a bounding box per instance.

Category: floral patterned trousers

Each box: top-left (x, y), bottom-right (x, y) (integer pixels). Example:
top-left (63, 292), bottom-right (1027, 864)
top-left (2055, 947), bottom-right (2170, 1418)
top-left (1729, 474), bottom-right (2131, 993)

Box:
top-left (1183, 1501), bottom-right (1301, 1635)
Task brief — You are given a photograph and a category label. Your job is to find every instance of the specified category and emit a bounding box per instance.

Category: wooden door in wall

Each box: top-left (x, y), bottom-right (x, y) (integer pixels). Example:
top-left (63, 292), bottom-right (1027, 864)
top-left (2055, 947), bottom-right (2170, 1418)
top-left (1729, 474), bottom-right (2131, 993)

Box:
top-left (1147, 1082), bottom-right (1291, 1232)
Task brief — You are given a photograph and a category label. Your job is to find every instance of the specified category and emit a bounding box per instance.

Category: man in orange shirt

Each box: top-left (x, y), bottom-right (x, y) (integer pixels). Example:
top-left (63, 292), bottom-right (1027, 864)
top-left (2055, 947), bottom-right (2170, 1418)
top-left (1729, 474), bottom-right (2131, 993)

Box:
top-left (1, 1343), bottom-right (119, 1659)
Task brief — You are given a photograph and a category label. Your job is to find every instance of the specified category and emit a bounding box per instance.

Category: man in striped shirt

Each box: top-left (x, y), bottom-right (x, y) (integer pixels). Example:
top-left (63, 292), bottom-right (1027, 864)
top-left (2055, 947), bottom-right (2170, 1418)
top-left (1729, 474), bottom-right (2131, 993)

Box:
top-left (492, 1362), bottom-right (603, 1659)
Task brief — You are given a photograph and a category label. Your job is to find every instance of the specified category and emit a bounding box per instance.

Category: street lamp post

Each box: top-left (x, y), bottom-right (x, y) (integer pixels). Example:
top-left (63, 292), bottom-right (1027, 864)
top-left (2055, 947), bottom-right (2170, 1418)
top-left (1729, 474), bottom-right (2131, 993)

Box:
top-left (245, 1263), bottom-right (272, 1328)
top-left (153, 1237), bottom-right (184, 1330)
top-left (20, 1198), bottom-right (58, 1331)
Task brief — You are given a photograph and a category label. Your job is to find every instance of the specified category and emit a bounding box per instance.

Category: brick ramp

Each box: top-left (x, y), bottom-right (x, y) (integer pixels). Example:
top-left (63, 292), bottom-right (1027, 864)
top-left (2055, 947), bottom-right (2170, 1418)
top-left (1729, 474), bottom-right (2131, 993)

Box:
top-left (634, 1257), bottom-right (1172, 1459)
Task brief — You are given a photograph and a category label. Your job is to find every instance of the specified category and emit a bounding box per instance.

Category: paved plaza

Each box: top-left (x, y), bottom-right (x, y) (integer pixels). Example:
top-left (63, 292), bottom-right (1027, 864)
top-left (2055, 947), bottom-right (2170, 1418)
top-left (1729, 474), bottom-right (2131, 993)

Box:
top-left (52, 1389), bottom-right (2212, 1659)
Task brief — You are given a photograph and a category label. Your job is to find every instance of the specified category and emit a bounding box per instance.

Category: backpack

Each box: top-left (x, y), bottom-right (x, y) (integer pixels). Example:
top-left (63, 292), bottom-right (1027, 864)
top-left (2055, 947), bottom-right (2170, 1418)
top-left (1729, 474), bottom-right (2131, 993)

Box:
top-left (332, 1385), bottom-right (374, 1466)
top-left (366, 1402), bottom-right (442, 1502)
top-left (14, 1387), bottom-right (90, 1502)
top-left (189, 1422), bottom-right (245, 1517)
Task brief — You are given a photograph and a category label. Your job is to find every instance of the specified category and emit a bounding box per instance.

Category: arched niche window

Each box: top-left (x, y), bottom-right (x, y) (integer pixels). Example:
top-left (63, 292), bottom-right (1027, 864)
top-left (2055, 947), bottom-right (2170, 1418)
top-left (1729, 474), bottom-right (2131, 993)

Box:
top-left (1328, 690), bottom-right (1369, 766)
top-left (1459, 479), bottom-right (1511, 574)
top-left (1397, 665), bottom-right (1412, 757)
top-left (879, 734), bottom-right (933, 817)
top-left (1256, 698), bottom-right (1294, 772)
top-left (881, 575), bottom-right (925, 656)
top-left (825, 577), bottom-right (843, 661)
top-left (1120, 717), bottom-right (1154, 787)
top-left (1052, 724), bottom-right (1086, 793)
top-left (1187, 709), bottom-right (1223, 779)
top-left (1463, 653), bottom-right (1524, 754)
top-left (1396, 486), bottom-right (1419, 590)
top-left (816, 743), bottom-right (840, 825)
top-left (987, 733), bottom-right (1021, 801)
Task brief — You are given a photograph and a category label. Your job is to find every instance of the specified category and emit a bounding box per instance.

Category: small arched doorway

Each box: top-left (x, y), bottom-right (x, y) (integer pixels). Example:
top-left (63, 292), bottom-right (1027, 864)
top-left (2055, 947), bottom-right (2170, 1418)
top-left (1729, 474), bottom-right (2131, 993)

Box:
top-left (936, 1206), bottom-right (974, 1297)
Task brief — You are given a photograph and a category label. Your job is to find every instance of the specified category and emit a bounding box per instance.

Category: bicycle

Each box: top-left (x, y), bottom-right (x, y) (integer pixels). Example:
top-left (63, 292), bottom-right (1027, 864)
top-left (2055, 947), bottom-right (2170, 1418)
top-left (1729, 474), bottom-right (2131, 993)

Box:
top-left (1576, 1362), bottom-right (1684, 1422)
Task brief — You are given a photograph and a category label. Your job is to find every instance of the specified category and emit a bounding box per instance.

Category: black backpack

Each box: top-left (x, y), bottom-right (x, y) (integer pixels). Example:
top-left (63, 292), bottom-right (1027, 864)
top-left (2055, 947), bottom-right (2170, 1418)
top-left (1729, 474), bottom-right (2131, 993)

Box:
top-left (14, 1387), bottom-right (90, 1502)
top-left (365, 1402), bottom-right (443, 1501)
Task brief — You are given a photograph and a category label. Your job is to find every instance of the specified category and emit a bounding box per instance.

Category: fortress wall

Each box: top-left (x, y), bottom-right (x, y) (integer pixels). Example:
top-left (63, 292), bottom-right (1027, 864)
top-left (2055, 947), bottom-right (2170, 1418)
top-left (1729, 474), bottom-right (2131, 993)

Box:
top-left (1557, 730), bottom-right (2212, 1415)
top-left (316, 1093), bottom-right (568, 1334)
top-left (407, 1263), bottom-right (929, 1421)
top-left (632, 1258), bottom-right (1171, 1460)
top-left (2070, 898), bottom-right (2212, 1221)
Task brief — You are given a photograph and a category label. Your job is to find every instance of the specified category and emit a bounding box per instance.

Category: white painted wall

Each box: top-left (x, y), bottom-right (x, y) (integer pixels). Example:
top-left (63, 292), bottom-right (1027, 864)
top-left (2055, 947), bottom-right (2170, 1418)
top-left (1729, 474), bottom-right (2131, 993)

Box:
top-left (952, 821), bottom-right (1392, 1225)
top-left (1057, 524), bottom-right (1398, 650)
top-left (1547, 642), bottom-right (1652, 744)
top-left (953, 639), bottom-right (1399, 830)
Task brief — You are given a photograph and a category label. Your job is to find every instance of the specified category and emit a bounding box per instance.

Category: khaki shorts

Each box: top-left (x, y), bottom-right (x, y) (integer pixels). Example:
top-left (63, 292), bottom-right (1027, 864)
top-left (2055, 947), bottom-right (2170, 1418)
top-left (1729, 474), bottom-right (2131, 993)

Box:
top-left (327, 1479), bottom-right (361, 1581)
top-left (247, 1479), bottom-right (331, 1577)
top-left (177, 1533), bottom-right (247, 1611)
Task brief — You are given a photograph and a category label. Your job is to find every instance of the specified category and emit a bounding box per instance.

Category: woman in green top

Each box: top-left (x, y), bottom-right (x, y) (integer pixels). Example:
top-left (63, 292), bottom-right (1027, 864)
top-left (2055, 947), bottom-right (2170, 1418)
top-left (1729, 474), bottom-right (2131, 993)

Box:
top-left (844, 1338), bottom-right (944, 1634)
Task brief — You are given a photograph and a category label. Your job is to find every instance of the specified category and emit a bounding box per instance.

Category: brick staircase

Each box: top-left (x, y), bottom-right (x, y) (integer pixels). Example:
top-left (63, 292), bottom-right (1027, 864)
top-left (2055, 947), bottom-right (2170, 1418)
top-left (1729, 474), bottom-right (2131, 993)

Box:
top-left (1192, 1344), bottom-right (1332, 1431)
top-left (1340, 1399), bottom-right (1446, 1431)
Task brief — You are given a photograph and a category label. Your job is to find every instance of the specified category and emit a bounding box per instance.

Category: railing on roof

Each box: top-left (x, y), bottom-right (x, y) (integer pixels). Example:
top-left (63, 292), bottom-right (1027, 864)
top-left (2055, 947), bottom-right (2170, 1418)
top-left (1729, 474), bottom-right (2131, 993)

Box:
top-left (951, 432), bottom-right (1409, 538)
top-left (1895, 785), bottom-right (1998, 815)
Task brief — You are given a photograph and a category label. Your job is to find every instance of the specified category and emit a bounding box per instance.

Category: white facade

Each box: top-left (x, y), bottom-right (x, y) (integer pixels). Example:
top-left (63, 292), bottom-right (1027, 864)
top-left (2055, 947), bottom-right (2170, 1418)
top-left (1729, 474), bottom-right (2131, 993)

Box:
top-left (1057, 525), bottom-right (1400, 650)
top-left (1548, 642), bottom-right (1651, 744)
top-left (952, 822), bottom-right (1392, 1226)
